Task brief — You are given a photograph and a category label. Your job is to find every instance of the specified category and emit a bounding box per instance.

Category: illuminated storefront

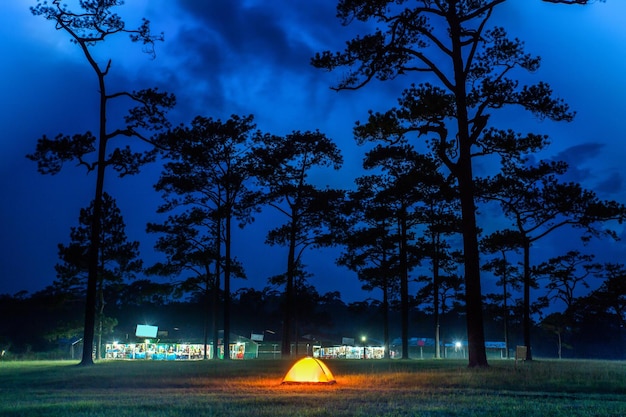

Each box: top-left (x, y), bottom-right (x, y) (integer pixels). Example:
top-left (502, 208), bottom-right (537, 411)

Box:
top-left (105, 335), bottom-right (258, 360)
top-left (312, 344), bottom-right (385, 359)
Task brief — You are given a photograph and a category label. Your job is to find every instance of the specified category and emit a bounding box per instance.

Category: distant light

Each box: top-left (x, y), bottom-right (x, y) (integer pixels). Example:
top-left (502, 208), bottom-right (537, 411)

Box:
top-left (455, 341), bottom-right (462, 349)
top-left (361, 336), bottom-right (366, 343)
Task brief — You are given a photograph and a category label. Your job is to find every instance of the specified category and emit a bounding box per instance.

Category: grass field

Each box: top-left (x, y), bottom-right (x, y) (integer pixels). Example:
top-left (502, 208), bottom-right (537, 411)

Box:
top-left (1, 358), bottom-right (625, 416)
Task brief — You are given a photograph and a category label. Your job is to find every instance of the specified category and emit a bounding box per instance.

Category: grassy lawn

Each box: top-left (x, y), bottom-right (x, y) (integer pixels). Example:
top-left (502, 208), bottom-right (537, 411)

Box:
top-left (1, 358), bottom-right (625, 416)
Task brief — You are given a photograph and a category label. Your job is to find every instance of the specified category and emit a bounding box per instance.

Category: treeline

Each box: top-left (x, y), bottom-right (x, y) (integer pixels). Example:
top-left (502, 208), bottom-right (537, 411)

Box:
top-left (1, 277), bottom-right (625, 360)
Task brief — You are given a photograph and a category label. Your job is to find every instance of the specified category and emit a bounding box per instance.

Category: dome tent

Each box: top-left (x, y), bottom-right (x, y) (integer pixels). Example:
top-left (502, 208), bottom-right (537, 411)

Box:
top-left (282, 357), bottom-right (336, 384)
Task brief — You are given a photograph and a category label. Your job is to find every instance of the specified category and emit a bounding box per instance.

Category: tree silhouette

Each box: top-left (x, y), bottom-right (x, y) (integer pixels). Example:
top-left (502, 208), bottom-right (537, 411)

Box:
top-left (417, 268), bottom-right (465, 358)
top-left (359, 145), bottom-right (449, 358)
top-left (536, 251), bottom-right (601, 313)
top-left (153, 114), bottom-right (256, 359)
top-left (55, 193), bottom-right (142, 359)
top-left (480, 159), bottom-right (626, 359)
top-left (411, 159), bottom-right (459, 360)
top-left (480, 230), bottom-right (523, 358)
top-left (338, 174), bottom-right (400, 358)
top-left (586, 263), bottom-right (626, 329)
top-left (535, 251), bottom-right (601, 357)
top-left (146, 209), bottom-right (221, 360)
top-left (540, 312), bottom-right (570, 359)
top-left (251, 130), bottom-right (344, 357)
top-left (28, 0), bottom-right (175, 366)
top-left (312, 0), bottom-right (595, 366)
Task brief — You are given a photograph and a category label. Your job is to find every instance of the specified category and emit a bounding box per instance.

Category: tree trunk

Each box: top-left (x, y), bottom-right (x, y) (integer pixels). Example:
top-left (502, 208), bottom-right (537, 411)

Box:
top-left (399, 211), bottom-right (409, 360)
top-left (96, 280), bottom-right (105, 361)
top-left (203, 264), bottom-right (211, 360)
top-left (80, 68), bottom-right (108, 366)
top-left (96, 315), bottom-right (102, 361)
top-left (211, 272), bottom-right (219, 360)
top-left (502, 252), bottom-right (510, 359)
top-left (80, 149), bottom-right (104, 366)
top-left (458, 167), bottom-right (488, 367)
top-left (223, 212), bottom-right (231, 360)
top-left (503, 279), bottom-right (510, 359)
top-left (282, 215), bottom-right (297, 357)
top-left (433, 233), bottom-right (441, 359)
top-left (382, 271), bottom-right (390, 359)
top-left (449, 4), bottom-right (488, 367)
top-left (523, 238), bottom-right (533, 360)
top-left (213, 200), bottom-right (222, 360)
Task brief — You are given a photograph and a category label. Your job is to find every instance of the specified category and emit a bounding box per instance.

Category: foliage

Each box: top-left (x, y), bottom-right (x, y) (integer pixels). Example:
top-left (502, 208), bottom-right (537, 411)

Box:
top-left (535, 251), bottom-right (601, 311)
top-left (479, 157), bottom-right (626, 359)
top-left (250, 130), bottom-right (344, 356)
top-left (541, 312), bottom-right (572, 359)
top-left (55, 193), bottom-right (142, 295)
top-left (52, 193), bottom-right (140, 357)
top-left (150, 114), bottom-right (257, 358)
top-left (578, 263), bottom-right (626, 328)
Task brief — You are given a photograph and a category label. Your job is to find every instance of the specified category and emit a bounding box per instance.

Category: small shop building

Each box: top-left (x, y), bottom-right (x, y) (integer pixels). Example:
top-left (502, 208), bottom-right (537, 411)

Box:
top-left (105, 331), bottom-right (258, 360)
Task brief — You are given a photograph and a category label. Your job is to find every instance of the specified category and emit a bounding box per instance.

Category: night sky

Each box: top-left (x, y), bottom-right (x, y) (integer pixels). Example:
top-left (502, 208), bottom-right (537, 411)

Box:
top-left (1, 1), bottom-right (625, 304)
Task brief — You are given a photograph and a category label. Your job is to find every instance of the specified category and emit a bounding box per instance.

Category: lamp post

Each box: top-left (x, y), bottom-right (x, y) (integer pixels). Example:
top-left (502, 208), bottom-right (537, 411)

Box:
top-left (454, 341), bottom-right (465, 359)
top-left (361, 336), bottom-right (367, 359)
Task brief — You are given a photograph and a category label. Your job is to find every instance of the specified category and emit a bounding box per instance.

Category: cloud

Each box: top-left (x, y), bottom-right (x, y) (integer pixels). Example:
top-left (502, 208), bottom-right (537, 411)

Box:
top-left (550, 142), bottom-right (602, 183)
top-left (549, 142), bottom-right (624, 199)
top-left (553, 143), bottom-right (604, 166)
top-left (169, 1), bottom-right (337, 79)
top-left (595, 172), bottom-right (623, 195)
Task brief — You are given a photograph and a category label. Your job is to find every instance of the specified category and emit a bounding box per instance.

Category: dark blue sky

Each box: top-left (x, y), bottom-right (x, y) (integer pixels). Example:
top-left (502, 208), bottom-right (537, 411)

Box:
top-left (1, 1), bottom-right (625, 305)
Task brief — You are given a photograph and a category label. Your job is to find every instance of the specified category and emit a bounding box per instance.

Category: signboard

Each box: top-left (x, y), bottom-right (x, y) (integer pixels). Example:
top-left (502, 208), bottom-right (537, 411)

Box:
top-left (485, 341), bottom-right (506, 349)
top-left (250, 333), bottom-right (264, 342)
top-left (135, 325), bottom-right (158, 338)
top-left (341, 337), bottom-right (355, 346)
top-left (515, 345), bottom-right (527, 362)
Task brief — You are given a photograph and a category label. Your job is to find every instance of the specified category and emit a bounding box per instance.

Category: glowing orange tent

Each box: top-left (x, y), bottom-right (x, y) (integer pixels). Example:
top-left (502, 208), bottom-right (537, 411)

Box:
top-left (282, 357), bottom-right (336, 384)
